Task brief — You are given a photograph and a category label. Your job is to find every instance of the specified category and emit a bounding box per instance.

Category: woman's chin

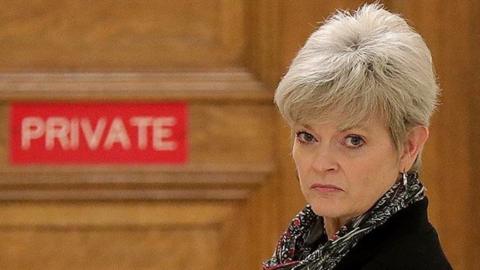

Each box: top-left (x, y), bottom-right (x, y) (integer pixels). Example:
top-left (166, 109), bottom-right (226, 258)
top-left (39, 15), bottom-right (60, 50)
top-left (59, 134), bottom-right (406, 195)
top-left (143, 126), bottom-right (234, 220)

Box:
top-left (309, 203), bottom-right (347, 219)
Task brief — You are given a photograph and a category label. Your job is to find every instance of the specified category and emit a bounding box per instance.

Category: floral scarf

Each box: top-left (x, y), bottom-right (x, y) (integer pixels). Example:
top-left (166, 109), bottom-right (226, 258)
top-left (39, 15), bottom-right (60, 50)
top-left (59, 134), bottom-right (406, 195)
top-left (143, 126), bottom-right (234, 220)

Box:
top-left (263, 172), bottom-right (426, 270)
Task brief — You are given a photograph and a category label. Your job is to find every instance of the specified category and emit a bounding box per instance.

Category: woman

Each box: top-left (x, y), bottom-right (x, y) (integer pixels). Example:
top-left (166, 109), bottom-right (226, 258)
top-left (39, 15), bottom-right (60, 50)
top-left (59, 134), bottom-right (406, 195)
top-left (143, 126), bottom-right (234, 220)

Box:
top-left (263, 4), bottom-right (452, 270)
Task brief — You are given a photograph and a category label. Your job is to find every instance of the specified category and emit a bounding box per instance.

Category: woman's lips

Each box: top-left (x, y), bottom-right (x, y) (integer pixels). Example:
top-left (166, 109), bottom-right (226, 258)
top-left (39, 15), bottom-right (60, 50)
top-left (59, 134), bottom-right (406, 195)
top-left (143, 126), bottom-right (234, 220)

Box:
top-left (310, 183), bottom-right (344, 193)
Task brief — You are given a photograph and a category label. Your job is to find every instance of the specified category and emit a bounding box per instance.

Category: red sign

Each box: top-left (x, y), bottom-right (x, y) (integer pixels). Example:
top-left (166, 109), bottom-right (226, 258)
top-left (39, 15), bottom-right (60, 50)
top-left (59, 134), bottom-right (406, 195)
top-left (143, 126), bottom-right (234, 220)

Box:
top-left (10, 102), bottom-right (188, 164)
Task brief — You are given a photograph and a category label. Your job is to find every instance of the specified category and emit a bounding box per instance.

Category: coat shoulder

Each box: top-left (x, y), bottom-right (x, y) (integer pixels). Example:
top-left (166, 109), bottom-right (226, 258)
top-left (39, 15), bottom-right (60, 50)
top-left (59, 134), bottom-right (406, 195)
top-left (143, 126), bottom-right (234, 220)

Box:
top-left (361, 228), bottom-right (452, 270)
top-left (334, 199), bottom-right (452, 270)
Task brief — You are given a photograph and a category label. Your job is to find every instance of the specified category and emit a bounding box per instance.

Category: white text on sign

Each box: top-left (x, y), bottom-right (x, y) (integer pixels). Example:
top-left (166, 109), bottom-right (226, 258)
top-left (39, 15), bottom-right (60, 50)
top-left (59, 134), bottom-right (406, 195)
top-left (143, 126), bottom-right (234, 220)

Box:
top-left (21, 116), bottom-right (177, 151)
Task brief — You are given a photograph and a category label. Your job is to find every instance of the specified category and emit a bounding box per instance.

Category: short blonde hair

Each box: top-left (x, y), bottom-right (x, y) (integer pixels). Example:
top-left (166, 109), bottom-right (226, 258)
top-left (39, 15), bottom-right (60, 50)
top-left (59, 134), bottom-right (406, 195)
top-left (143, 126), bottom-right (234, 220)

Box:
top-left (274, 4), bottom-right (439, 171)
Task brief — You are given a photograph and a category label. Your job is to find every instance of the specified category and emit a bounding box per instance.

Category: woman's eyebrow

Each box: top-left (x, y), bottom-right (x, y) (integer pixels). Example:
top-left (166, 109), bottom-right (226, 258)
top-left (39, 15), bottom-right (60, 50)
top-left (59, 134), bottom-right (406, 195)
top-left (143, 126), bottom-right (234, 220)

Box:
top-left (339, 124), bottom-right (369, 132)
top-left (295, 124), bottom-right (321, 137)
top-left (296, 123), bottom-right (370, 133)
top-left (294, 123), bottom-right (314, 131)
top-left (303, 124), bottom-right (314, 130)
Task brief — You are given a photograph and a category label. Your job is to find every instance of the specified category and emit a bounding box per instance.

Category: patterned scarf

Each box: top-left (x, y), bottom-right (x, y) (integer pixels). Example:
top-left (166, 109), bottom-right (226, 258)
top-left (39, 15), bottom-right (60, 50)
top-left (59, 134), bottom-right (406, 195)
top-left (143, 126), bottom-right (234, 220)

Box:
top-left (263, 172), bottom-right (426, 270)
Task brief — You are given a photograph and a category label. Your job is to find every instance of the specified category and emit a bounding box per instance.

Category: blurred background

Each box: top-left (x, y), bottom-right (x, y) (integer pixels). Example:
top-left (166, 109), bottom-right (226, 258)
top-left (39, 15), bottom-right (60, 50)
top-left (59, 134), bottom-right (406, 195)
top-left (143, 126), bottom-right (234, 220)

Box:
top-left (0, 0), bottom-right (478, 269)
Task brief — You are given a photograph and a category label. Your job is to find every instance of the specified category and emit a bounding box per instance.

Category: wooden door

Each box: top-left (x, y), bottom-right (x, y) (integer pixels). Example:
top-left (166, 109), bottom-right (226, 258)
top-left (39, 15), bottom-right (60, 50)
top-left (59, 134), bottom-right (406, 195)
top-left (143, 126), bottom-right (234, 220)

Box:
top-left (0, 1), bottom-right (280, 269)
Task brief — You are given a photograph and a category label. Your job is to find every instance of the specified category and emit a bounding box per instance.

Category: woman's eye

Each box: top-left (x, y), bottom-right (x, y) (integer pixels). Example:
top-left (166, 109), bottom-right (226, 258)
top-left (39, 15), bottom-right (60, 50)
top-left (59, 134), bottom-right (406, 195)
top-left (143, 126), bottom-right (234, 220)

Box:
top-left (345, 135), bottom-right (365, 148)
top-left (296, 131), bottom-right (317, 144)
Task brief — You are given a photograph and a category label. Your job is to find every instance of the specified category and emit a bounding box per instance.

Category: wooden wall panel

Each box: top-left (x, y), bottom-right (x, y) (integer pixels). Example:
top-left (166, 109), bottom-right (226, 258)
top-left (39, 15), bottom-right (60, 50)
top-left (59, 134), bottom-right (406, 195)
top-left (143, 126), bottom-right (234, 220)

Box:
top-left (245, 4), bottom-right (287, 267)
top-left (0, 202), bottom-right (240, 269)
top-left (1, 229), bottom-right (219, 269)
top-left (0, 1), bottom-right (275, 269)
top-left (466, 1), bottom-right (480, 269)
top-left (386, 1), bottom-right (479, 269)
top-left (246, 0), bottom-right (281, 88)
top-left (0, 0), bottom-right (246, 71)
top-left (470, 96), bottom-right (480, 269)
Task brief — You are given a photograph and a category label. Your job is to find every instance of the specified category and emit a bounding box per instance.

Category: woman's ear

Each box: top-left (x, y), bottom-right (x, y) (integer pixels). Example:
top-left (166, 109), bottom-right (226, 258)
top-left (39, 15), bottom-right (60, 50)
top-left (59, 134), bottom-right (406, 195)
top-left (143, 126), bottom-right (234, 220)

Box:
top-left (400, 126), bottom-right (429, 171)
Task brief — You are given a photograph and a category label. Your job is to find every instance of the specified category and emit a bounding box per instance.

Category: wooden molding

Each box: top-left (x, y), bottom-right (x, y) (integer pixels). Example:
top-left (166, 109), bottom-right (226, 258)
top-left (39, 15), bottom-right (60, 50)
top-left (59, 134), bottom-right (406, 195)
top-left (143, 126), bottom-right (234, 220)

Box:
top-left (0, 165), bottom-right (272, 202)
top-left (0, 188), bottom-right (253, 201)
top-left (0, 70), bottom-right (272, 102)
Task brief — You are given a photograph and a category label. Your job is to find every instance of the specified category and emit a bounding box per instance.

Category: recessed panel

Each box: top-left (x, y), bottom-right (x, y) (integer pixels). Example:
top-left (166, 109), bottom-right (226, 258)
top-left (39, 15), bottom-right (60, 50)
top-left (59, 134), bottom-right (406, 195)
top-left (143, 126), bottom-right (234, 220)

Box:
top-left (0, 0), bottom-right (246, 71)
top-left (0, 227), bottom-right (219, 270)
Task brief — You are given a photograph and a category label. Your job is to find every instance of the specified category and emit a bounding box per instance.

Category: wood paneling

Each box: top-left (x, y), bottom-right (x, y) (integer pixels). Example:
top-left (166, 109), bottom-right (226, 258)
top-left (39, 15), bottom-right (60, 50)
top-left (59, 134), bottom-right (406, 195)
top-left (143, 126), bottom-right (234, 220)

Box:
top-left (0, 72), bottom-right (269, 101)
top-left (466, 1), bottom-right (480, 269)
top-left (385, 1), bottom-right (479, 269)
top-left (246, 0), bottom-right (281, 88)
top-left (0, 1), bottom-right (270, 269)
top-left (1, 229), bottom-right (219, 269)
top-left (0, 0), bottom-right (246, 71)
top-left (0, 202), bottom-right (240, 269)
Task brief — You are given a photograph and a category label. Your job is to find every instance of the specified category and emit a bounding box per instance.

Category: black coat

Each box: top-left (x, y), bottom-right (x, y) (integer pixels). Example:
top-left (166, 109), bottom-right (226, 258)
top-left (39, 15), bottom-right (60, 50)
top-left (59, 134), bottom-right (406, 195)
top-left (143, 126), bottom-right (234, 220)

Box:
top-left (333, 198), bottom-right (452, 270)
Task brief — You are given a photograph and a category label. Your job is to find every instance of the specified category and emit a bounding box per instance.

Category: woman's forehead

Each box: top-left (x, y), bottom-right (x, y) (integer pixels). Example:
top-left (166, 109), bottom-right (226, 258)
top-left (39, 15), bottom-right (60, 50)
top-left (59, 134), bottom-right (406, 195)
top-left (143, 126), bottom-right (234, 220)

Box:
top-left (295, 112), bottom-right (387, 132)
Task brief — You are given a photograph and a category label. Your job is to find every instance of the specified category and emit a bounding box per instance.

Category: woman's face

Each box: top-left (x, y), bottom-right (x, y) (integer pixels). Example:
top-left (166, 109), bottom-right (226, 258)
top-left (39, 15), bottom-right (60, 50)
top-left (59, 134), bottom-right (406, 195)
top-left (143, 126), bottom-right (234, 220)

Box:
top-left (292, 114), bottom-right (401, 221)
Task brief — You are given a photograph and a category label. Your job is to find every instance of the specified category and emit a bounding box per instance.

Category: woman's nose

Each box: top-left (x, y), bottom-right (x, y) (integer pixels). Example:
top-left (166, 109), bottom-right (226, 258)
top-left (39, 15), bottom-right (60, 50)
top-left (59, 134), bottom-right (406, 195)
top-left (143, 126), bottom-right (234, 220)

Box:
top-left (311, 146), bottom-right (339, 173)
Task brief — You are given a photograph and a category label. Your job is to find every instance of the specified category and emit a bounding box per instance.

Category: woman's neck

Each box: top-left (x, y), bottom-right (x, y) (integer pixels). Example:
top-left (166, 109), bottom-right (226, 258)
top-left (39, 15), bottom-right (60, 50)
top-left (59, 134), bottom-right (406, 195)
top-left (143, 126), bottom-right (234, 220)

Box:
top-left (323, 216), bottom-right (350, 240)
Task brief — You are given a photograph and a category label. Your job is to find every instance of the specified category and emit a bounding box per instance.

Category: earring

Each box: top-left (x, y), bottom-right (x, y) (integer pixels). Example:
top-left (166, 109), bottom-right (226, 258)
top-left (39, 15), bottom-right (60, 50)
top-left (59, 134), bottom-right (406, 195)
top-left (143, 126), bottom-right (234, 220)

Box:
top-left (401, 171), bottom-right (408, 187)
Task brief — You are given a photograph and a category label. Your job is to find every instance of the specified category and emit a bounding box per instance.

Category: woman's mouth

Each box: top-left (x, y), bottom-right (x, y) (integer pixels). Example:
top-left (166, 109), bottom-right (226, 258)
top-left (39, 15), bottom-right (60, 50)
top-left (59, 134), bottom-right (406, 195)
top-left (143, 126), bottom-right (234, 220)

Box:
top-left (310, 183), bottom-right (344, 193)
